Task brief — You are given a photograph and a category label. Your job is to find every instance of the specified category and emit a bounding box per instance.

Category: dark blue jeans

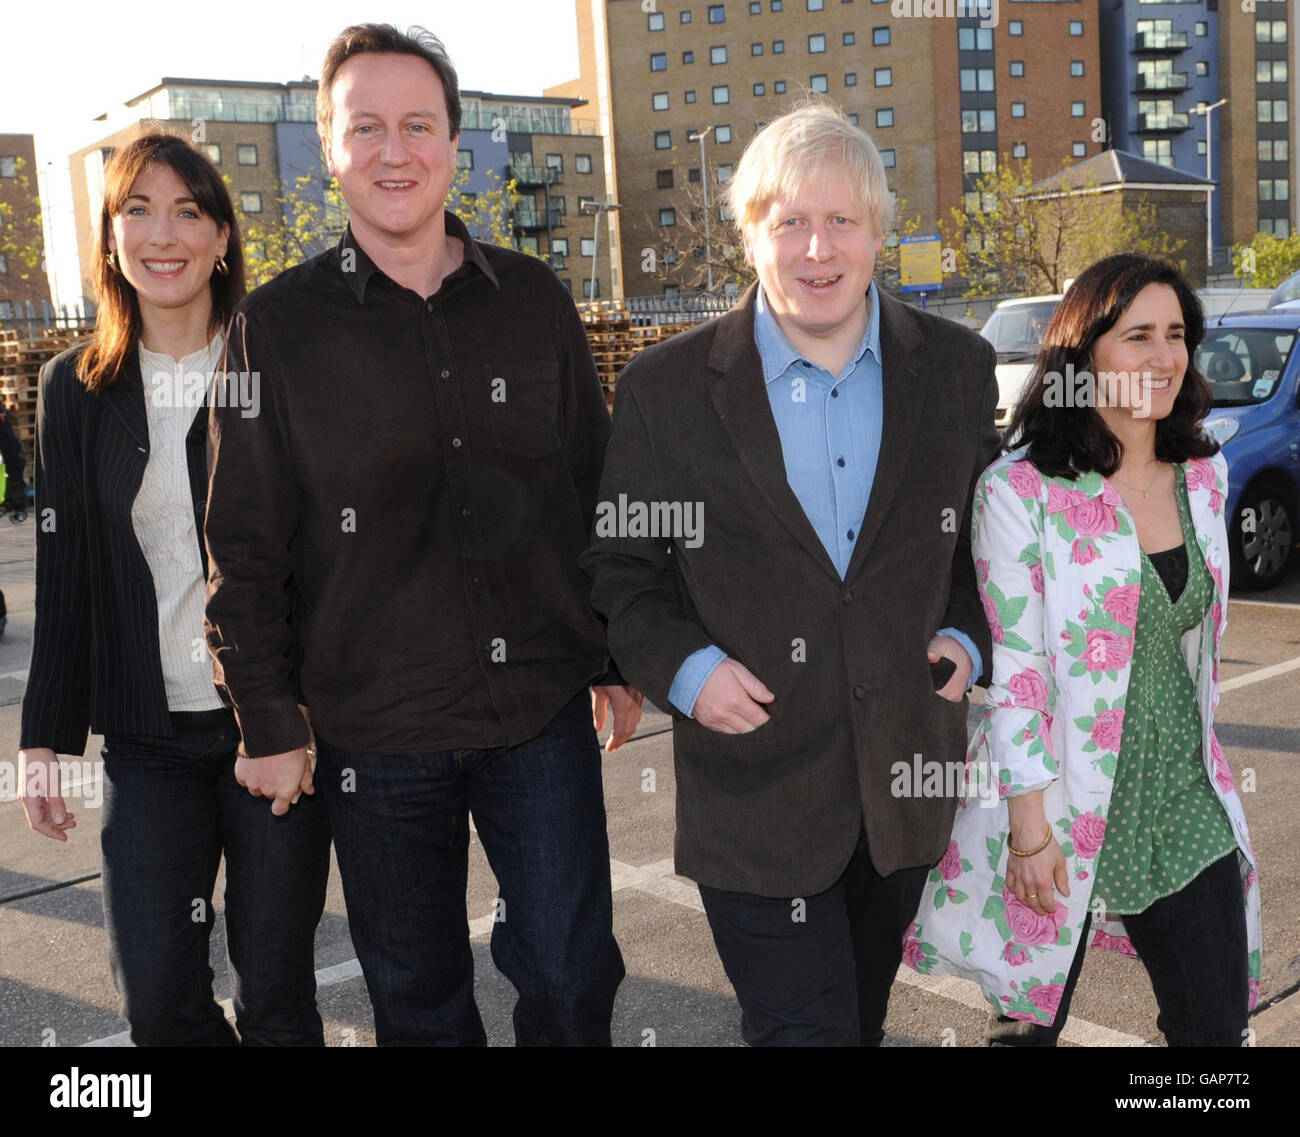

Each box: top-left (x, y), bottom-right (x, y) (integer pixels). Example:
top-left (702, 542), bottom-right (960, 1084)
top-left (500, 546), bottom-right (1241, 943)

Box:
top-left (986, 851), bottom-right (1249, 1046)
top-left (698, 822), bottom-right (930, 1047)
top-left (316, 689), bottom-right (625, 1046)
top-left (100, 708), bottom-right (331, 1046)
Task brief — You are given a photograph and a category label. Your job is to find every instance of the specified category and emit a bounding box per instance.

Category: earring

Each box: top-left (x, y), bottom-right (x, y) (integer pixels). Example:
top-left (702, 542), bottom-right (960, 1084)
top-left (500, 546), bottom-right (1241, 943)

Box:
top-left (106, 249), bottom-right (119, 272)
top-left (213, 255), bottom-right (229, 277)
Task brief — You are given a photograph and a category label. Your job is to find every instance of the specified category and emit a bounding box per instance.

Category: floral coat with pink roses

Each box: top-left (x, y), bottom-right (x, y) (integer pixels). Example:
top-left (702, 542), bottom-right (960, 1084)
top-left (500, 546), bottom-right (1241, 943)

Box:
top-left (902, 445), bottom-right (1262, 1029)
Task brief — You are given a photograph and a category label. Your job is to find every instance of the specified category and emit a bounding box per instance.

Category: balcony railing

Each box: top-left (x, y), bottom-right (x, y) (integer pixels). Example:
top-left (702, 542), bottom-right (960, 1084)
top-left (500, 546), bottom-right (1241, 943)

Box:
top-left (508, 163), bottom-right (559, 186)
top-left (1136, 71), bottom-right (1189, 92)
top-left (1135, 30), bottom-right (1189, 53)
top-left (1136, 112), bottom-right (1191, 132)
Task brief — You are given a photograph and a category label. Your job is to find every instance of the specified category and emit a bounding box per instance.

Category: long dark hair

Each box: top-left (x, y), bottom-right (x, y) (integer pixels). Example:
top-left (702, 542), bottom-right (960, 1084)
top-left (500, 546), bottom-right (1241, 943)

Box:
top-left (1003, 253), bottom-right (1219, 478)
top-left (79, 131), bottom-right (245, 393)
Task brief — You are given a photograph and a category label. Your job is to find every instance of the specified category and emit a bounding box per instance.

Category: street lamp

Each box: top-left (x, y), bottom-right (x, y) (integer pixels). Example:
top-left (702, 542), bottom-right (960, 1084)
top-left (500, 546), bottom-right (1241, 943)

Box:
top-left (1191, 97), bottom-right (1227, 276)
top-left (688, 125), bottom-right (716, 292)
top-left (580, 199), bottom-right (621, 303)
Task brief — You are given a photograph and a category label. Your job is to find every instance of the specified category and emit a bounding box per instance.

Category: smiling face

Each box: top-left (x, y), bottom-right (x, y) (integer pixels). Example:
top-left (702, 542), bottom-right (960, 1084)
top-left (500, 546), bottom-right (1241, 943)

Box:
top-left (321, 51), bottom-right (458, 247)
top-left (108, 162), bottom-right (228, 322)
top-left (743, 161), bottom-right (882, 352)
top-left (1090, 282), bottom-right (1187, 423)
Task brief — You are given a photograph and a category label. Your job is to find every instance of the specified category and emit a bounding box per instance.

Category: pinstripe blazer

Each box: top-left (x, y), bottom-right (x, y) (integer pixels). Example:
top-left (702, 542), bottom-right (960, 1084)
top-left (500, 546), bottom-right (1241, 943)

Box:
top-left (19, 343), bottom-right (214, 755)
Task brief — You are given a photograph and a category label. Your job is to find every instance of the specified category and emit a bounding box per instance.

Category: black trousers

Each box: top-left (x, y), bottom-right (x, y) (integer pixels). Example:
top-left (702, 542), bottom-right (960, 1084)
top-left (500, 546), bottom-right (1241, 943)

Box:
top-left (987, 851), bottom-right (1249, 1047)
top-left (698, 821), bottom-right (928, 1046)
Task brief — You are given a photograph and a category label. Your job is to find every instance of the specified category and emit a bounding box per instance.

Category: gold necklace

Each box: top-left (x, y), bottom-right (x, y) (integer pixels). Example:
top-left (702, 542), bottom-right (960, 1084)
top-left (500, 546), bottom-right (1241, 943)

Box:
top-left (1111, 462), bottom-right (1166, 500)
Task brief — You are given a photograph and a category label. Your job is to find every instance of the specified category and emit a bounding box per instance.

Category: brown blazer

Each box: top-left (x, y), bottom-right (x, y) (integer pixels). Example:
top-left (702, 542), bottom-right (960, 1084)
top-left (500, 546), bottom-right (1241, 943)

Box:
top-left (581, 282), bottom-right (1001, 897)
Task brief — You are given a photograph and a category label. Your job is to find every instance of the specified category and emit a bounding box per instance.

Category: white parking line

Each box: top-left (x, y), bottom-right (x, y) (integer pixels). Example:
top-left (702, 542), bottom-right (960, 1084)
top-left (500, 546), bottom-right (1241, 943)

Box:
top-left (79, 853), bottom-right (1146, 1048)
top-left (1220, 654), bottom-right (1300, 693)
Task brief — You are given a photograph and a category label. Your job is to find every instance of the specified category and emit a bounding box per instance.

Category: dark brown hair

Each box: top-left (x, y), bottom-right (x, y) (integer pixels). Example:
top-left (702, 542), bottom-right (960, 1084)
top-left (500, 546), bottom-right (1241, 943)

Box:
top-left (317, 24), bottom-right (461, 141)
top-left (79, 131), bottom-right (245, 392)
top-left (1003, 253), bottom-right (1219, 478)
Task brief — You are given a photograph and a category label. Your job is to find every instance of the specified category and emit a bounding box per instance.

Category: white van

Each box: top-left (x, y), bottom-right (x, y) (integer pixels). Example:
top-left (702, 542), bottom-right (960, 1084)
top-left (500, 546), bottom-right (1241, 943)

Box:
top-left (977, 294), bottom-right (1063, 428)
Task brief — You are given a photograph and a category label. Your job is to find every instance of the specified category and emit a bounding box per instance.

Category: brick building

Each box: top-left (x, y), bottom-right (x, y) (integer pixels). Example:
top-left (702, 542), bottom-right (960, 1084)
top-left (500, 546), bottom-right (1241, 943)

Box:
top-left (0, 133), bottom-right (53, 321)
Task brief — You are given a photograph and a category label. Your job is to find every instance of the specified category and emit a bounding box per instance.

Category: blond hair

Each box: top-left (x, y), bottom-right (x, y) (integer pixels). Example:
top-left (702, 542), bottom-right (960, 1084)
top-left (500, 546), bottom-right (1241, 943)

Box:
top-left (724, 101), bottom-right (894, 238)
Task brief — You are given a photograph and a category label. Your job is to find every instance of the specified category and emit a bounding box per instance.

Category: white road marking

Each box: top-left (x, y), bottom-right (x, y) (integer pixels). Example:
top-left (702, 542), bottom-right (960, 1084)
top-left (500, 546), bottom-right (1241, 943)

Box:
top-left (1219, 654), bottom-right (1300, 693)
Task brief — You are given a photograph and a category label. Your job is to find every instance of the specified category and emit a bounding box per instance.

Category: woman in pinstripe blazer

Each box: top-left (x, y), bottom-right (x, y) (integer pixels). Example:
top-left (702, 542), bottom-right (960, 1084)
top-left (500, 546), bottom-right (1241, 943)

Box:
top-left (15, 133), bottom-right (330, 1046)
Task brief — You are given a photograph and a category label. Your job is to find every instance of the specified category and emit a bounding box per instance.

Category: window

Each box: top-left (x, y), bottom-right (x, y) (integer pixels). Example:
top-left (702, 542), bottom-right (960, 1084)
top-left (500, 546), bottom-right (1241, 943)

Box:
top-left (847, 113), bottom-right (859, 125)
top-left (771, 0), bottom-right (781, 7)
top-left (1011, 102), bottom-right (1025, 118)
top-left (713, 85), bottom-right (730, 103)
top-left (1195, 60), bottom-right (1208, 77)
top-left (0, 253), bottom-right (7, 273)
top-left (1070, 61), bottom-right (1084, 77)
top-left (660, 207), bottom-right (677, 226)
top-left (1010, 60), bottom-right (1024, 77)
top-left (1258, 60), bottom-right (1289, 83)
top-left (715, 124), bottom-right (732, 143)
top-left (773, 39), bottom-right (784, 53)
top-left (457, 149), bottom-right (474, 169)
top-left (959, 27), bottom-right (993, 51)
top-left (240, 191), bottom-right (262, 213)
top-left (204, 143), bottom-right (221, 164)
top-left (686, 89), bottom-right (698, 103)
top-left (237, 144), bottom-right (258, 165)
top-left (749, 0), bottom-right (759, 10)
top-left (960, 68), bottom-right (994, 92)
top-left (1198, 140), bottom-right (1207, 157)
top-left (688, 167), bottom-right (701, 182)
top-left (684, 51), bottom-right (695, 63)
top-left (811, 74), bottom-right (829, 92)
top-left (843, 32), bottom-right (855, 46)
top-left (718, 164), bottom-right (734, 183)
top-left (1012, 142), bottom-right (1027, 159)
top-left (649, 11), bottom-right (664, 30)
top-left (583, 279), bottom-right (600, 300)
top-left (963, 109), bottom-right (996, 132)
top-left (709, 3), bottom-right (725, 21)
top-left (754, 82), bottom-right (766, 95)
top-left (845, 72), bottom-right (857, 86)
top-left (1256, 100), bottom-right (1289, 123)
top-left (653, 92), bottom-right (669, 110)
top-left (657, 169), bottom-right (674, 189)
top-left (876, 107), bottom-right (893, 128)
top-left (1071, 102), bottom-right (1085, 117)
top-left (651, 52), bottom-right (667, 71)
top-left (1259, 139), bottom-right (1290, 162)
top-left (1009, 20), bottom-right (1022, 36)
top-left (549, 194), bottom-right (566, 215)
top-left (752, 42), bottom-right (763, 55)
top-left (1142, 138), bottom-right (1173, 166)
top-left (711, 45), bottom-right (728, 63)
top-left (880, 149), bottom-right (896, 169)
top-left (874, 67), bottom-right (892, 87)
top-left (1072, 142), bottom-right (1086, 157)
top-left (873, 27), bottom-right (890, 46)
top-left (655, 130), bottom-right (672, 149)
top-left (810, 34), bottom-right (826, 53)
top-left (807, 0), bottom-right (823, 9)
top-left (1068, 20), bottom-right (1082, 36)
top-left (546, 153), bottom-right (563, 172)
top-left (774, 80), bottom-right (786, 94)
top-left (684, 9), bottom-right (694, 20)
top-left (576, 153), bottom-right (592, 174)
top-left (552, 238), bottom-right (569, 256)
top-left (520, 235), bottom-right (539, 255)
top-left (1195, 21), bottom-right (1206, 37)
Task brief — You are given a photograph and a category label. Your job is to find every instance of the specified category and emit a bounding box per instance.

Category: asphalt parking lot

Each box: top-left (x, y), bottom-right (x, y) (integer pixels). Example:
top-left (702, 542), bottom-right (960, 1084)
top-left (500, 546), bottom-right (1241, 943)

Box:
top-left (2, 514), bottom-right (1297, 1052)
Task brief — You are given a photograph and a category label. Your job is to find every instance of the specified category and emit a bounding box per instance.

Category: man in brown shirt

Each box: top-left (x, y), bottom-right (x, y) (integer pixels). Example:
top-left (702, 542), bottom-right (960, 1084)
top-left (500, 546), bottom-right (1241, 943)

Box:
top-left (204, 24), bottom-right (637, 1045)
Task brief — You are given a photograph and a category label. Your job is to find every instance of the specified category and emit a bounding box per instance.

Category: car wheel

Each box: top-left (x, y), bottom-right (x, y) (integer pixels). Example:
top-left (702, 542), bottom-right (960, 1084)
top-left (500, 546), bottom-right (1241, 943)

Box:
top-left (1230, 481), bottom-right (1295, 591)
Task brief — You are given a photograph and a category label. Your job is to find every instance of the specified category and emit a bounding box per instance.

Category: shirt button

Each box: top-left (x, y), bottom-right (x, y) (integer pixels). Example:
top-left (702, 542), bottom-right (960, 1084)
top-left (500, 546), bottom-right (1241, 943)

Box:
top-left (841, 589), bottom-right (854, 605)
top-left (831, 389), bottom-right (839, 399)
top-left (837, 457), bottom-right (846, 467)
top-left (452, 437), bottom-right (462, 448)
top-left (426, 301), bottom-right (434, 312)
top-left (853, 684), bottom-right (866, 700)
top-left (847, 529), bottom-right (855, 540)
top-left (441, 368), bottom-right (450, 379)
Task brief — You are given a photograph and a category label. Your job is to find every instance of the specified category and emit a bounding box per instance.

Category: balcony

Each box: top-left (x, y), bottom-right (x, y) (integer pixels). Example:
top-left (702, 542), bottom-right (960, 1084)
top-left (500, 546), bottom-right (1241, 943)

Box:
top-left (1136, 112), bottom-right (1191, 133)
top-left (514, 204), bottom-right (564, 230)
top-left (508, 163), bottom-right (559, 187)
top-left (1135, 71), bottom-right (1189, 93)
top-left (1135, 30), bottom-right (1189, 54)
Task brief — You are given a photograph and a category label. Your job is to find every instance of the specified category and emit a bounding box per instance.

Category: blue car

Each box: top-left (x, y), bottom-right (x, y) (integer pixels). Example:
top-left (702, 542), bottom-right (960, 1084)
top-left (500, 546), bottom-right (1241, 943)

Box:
top-left (1199, 312), bottom-right (1300, 590)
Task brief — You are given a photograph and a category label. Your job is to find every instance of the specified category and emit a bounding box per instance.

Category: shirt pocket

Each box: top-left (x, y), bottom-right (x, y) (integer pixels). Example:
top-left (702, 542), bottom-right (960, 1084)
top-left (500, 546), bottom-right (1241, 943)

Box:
top-left (484, 362), bottom-right (562, 459)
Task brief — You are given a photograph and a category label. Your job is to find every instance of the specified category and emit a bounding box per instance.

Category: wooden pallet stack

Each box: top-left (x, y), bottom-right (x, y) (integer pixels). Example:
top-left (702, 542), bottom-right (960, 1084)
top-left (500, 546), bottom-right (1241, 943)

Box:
top-left (0, 328), bottom-right (88, 477)
top-left (577, 305), bottom-right (697, 404)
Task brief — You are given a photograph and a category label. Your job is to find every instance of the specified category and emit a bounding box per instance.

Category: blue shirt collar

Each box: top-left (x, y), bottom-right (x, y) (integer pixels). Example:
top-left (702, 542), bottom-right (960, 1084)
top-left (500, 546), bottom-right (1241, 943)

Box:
top-left (753, 279), bottom-right (882, 385)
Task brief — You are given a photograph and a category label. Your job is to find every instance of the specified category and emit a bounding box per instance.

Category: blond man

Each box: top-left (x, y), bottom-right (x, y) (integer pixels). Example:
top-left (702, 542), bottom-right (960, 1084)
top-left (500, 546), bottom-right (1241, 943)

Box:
top-left (582, 106), bottom-right (1000, 1045)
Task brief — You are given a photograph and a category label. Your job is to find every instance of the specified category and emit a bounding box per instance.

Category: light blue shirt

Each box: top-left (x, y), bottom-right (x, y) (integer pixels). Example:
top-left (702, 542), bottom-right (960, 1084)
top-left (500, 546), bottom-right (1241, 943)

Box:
top-left (667, 281), bottom-right (983, 716)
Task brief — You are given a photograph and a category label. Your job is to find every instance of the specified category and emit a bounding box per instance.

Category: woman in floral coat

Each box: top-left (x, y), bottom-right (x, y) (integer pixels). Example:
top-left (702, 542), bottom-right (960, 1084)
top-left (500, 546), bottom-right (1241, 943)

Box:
top-left (905, 254), bottom-right (1261, 1045)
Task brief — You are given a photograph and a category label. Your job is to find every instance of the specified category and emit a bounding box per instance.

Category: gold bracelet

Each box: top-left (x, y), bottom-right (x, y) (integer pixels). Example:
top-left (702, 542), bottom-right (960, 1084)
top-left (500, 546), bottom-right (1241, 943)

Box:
top-left (1008, 825), bottom-right (1052, 857)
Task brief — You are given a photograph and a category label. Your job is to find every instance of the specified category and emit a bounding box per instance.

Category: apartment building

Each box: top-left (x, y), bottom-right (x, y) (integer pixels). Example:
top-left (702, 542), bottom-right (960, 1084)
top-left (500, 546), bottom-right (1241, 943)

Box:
top-left (70, 79), bottom-right (612, 301)
top-left (0, 133), bottom-right (53, 320)
top-left (549, 0), bottom-right (1106, 298)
